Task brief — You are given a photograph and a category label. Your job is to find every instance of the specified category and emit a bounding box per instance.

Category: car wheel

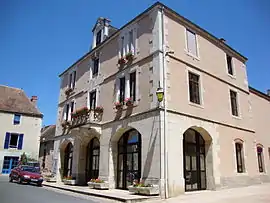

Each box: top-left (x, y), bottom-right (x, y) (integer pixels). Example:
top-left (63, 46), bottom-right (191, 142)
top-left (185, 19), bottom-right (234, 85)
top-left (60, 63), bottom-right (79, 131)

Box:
top-left (9, 176), bottom-right (13, 182)
top-left (37, 183), bottom-right (42, 187)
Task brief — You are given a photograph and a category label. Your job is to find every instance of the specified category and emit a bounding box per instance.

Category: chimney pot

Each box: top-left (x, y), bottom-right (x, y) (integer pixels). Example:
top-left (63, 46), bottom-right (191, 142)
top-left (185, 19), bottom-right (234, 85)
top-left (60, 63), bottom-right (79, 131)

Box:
top-left (220, 38), bottom-right (226, 43)
top-left (267, 89), bottom-right (270, 96)
top-left (31, 96), bottom-right (38, 106)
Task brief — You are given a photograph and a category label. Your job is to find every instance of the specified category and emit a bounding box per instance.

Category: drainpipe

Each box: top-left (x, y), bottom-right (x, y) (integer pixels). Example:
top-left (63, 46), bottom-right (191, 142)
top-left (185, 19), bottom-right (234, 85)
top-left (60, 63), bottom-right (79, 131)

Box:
top-left (161, 6), bottom-right (168, 199)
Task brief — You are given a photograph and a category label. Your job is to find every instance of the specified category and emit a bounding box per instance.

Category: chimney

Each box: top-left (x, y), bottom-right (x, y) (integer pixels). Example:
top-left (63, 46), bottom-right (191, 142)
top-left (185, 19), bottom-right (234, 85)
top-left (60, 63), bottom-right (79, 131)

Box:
top-left (30, 96), bottom-right (38, 106)
top-left (219, 38), bottom-right (226, 43)
top-left (267, 89), bottom-right (270, 96)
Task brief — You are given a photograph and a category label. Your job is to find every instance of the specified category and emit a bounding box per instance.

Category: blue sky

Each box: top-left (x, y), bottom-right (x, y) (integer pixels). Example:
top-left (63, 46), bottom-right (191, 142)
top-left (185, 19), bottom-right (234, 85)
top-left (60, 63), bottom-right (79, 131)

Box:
top-left (0, 0), bottom-right (269, 126)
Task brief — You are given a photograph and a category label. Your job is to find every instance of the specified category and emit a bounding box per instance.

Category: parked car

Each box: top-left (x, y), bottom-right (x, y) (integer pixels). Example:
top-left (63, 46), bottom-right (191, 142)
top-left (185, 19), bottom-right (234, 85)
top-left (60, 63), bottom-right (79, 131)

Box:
top-left (9, 165), bottom-right (43, 186)
top-left (26, 161), bottom-right (40, 172)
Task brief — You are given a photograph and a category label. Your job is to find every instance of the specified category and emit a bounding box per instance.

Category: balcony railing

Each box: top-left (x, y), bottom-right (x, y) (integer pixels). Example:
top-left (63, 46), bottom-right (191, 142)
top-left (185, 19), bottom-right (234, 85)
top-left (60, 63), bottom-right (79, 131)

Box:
top-left (61, 107), bottom-right (103, 130)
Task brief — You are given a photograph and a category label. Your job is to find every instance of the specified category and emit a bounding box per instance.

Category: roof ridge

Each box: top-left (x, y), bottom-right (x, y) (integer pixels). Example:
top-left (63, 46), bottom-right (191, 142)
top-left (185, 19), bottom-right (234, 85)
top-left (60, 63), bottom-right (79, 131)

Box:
top-left (0, 85), bottom-right (23, 91)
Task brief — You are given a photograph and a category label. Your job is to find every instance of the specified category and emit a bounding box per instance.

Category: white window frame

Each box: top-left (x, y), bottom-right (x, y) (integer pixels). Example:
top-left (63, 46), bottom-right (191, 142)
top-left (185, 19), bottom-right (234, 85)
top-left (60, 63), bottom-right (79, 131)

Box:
top-left (228, 87), bottom-right (241, 119)
top-left (63, 99), bottom-right (76, 121)
top-left (68, 67), bottom-right (77, 89)
top-left (186, 67), bottom-right (204, 108)
top-left (225, 54), bottom-right (236, 79)
top-left (184, 28), bottom-right (200, 60)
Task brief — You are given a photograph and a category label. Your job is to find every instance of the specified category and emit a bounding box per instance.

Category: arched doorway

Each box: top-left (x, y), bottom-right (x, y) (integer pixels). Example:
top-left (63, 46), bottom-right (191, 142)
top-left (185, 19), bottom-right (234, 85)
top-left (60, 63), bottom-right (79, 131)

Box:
top-left (117, 129), bottom-right (141, 189)
top-left (85, 138), bottom-right (100, 183)
top-left (63, 143), bottom-right (73, 178)
top-left (183, 128), bottom-right (206, 191)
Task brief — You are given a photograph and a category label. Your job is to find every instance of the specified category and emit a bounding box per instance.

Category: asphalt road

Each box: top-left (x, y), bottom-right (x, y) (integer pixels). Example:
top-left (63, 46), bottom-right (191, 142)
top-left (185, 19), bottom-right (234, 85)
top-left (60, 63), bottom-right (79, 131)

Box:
top-left (0, 175), bottom-right (114, 203)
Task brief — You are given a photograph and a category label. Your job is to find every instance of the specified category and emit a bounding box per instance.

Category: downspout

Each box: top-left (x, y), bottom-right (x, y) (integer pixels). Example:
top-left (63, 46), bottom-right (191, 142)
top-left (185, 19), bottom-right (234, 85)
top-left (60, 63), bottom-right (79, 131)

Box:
top-left (161, 6), bottom-right (168, 199)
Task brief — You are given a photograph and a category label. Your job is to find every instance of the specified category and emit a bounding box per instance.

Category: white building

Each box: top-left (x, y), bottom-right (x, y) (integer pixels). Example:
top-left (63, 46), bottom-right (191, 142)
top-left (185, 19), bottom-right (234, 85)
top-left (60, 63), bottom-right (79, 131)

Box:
top-left (0, 85), bottom-right (43, 174)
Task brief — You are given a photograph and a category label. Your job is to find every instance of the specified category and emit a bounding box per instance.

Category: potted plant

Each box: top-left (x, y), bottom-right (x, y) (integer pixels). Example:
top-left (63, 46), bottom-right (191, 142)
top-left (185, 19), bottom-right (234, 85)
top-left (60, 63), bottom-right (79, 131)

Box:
top-left (125, 98), bottom-right (134, 107)
top-left (94, 106), bottom-right (104, 113)
top-left (125, 52), bottom-right (134, 62)
top-left (118, 57), bottom-right (126, 65)
top-left (75, 107), bottom-right (89, 115)
top-left (63, 176), bottom-right (76, 185)
top-left (114, 101), bottom-right (123, 110)
top-left (87, 179), bottom-right (96, 189)
top-left (65, 87), bottom-right (73, 96)
top-left (128, 180), bottom-right (159, 196)
top-left (91, 178), bottom-right (109, 190)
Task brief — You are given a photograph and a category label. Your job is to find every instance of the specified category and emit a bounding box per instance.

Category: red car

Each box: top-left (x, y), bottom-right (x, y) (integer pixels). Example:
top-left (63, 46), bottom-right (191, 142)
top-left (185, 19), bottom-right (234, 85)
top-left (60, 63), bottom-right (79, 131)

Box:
top-left (9, 165), bottom-right (43, 186)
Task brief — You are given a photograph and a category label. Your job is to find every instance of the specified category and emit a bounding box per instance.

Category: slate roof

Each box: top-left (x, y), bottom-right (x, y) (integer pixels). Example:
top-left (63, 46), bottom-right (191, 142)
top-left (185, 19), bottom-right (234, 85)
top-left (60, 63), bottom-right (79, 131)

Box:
top-left (0, 85), bottom-right (43, 117)
top-left (40, 125), bottom-right (56, 142)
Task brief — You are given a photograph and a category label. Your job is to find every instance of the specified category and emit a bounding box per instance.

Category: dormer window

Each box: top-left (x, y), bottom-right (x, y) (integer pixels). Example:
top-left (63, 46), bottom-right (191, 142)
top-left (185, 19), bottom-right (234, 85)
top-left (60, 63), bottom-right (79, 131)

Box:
top-left (96, 30), bottom-right (102, 46)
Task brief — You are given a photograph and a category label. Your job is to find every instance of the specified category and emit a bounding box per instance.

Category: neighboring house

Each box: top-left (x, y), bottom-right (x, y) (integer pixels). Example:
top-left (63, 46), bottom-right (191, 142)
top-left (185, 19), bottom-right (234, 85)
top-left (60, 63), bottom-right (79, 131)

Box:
top-left (53, 2), bottom-right (270, 198)
top-left (39, 125), bottom-right (55, 173)
top-left (0, 85), bottom-right (43, 174)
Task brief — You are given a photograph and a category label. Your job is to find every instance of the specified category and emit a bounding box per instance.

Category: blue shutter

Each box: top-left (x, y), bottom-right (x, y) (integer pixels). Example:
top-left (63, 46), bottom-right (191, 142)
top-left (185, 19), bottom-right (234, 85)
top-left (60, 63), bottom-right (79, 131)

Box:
top-left (18, 134), bottom-right (24, 150)
top-left (4, 132), bottom-right (10, 149)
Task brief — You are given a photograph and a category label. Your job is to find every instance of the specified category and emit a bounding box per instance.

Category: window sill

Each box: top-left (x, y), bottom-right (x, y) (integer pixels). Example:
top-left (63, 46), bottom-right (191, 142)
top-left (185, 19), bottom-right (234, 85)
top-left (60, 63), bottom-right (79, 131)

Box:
top-left (228, 73), bottom-right (236, 79)
top-left (185, 50), bottom-right (200, 61)
top-left (188, 101), bottom-right (204, 109)
top-left (236, 172), bottom-right (248, 176)
top-left (232, 115), bottom-right (242, 120)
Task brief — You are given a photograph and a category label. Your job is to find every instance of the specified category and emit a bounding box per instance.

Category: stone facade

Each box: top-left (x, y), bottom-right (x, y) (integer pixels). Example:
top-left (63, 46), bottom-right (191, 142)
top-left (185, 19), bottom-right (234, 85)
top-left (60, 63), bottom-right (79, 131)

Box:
top-left (53, 2), bottom-right (270, 198)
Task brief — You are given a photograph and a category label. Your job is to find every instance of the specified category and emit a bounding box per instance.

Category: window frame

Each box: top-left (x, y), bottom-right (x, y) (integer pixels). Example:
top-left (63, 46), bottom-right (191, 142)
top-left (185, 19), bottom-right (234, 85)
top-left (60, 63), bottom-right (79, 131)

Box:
top-left (234, 140), bottom-right (245, 173)
top-left (188, 71), bottom-right (202, 106)
top-left (92, 58), bottom-right (99, 77)
top-left (68, 70), bottom-right (76, 89)
top-left (119, 77), bottom-right (126, 103)
top-left (229, 89), bottom-right (239, 117)
top-left (96, 30), bottom-right (102, 46)
top-left (129, 71), bottom-right (136, 102)
top-left (89, 90), bottom-right (97, 110)
top-left (9, 133), bottom-right (19, 148)
top-left (13, 114), bottom-right (21, 125)
top-left (185, 28), bottom-right (200, 59)
top-left (257, 145), bottom-right (264, 173)
top-left (226, 54), bottom-right (234, 76)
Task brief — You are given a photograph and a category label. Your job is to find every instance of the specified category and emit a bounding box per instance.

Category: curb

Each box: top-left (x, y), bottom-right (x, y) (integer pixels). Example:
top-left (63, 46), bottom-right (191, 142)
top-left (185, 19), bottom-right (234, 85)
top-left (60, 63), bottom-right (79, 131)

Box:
top-left (42, 183), bottom-right (153, 203)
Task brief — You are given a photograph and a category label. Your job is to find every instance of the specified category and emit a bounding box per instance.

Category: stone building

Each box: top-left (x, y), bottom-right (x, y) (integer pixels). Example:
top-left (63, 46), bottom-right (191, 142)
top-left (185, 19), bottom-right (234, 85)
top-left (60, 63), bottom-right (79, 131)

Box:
top-left (39, 125), bottom-right (55, 172)
top-left (0, 85), bottom-right (43, 174)
top-left (53, 2), bottom-right (270, 198)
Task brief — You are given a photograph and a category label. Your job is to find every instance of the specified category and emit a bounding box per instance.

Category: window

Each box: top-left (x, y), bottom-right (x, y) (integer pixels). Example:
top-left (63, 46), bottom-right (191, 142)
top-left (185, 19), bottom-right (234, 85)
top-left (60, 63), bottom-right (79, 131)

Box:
top-left (129, 72), bottom-right (136, 101)
top-left (65, 103), bottom-right (69, 121)
top-left (128, 30), bottom-right (134, 53)
top-left (4, 133), bottom-right (24, 149)
top-left (119, 77), bottom-right (125, 103)
top-left (93, 58), bottom-right (99, 77)
top-left (226, 55), bottom-right (233, 75)
top-left (268, 148), bottom-right (270, 161)
top-left (230, 90), bottom-right (239, 116)
top-left (257, 146), bottom-right (264, 173)
top-left (96, 30), bottom-right (102, 46)
top-left (9, 133), bottom-right (19, 148)
top-left (235, 142), bottom-right (244, 173)
top-left (70, 101), bottom-right (74, 115)
top-left (121, 36), bottom-right (124, 57)
top-left (13, 114), bottom-right (21, 125)
top-left (89, 91), bottom-right (96, 110)
top-left (188, 72), bottom-right (201, 104)
top-left (186, 29), bottom-right (198, 57)
top-left (68, 71), bottom-right (76, 89)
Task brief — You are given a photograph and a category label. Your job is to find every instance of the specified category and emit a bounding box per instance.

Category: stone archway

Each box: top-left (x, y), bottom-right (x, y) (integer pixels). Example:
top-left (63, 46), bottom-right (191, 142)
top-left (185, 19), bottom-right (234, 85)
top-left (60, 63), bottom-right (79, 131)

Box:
top-left (109, 127), bottom-right (142, 190)
top-left (183, 127), bottom-right (214, 191)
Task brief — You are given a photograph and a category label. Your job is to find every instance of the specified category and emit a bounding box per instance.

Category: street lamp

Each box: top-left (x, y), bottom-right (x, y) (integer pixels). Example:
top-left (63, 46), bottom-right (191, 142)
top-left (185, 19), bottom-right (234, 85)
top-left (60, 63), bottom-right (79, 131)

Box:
top-left (156, 87), bottom-right (164, 103)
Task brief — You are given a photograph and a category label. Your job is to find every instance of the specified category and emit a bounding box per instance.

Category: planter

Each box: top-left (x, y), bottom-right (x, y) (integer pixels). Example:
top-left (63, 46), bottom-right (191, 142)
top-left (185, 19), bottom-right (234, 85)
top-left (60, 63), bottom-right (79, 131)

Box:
top-left (118, 58), bottom-right (126, 65)
top-left (45, 177), bottom-right (56, 182)
top-left (128, 185), bottom-right (159, 196)
top-left (63, 179), bottom-right (76, 185)
top-left (87, 181), bottom-right (95, 189)
top-left (93, 182), bottom-right (109, 190)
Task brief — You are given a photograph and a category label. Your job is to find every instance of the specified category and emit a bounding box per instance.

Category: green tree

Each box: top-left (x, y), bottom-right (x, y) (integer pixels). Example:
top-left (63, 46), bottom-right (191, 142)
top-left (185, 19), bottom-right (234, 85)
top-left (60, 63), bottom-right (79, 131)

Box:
top-left (20, 152), bottom-right (28, 165)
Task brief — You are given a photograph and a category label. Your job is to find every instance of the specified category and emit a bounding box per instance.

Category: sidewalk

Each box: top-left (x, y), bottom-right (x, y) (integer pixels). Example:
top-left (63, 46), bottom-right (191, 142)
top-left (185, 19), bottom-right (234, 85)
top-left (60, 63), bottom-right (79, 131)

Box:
top-left (42, 181), bottom-right (160, 203)
top-left (148, 183), bottom-right (270, 203)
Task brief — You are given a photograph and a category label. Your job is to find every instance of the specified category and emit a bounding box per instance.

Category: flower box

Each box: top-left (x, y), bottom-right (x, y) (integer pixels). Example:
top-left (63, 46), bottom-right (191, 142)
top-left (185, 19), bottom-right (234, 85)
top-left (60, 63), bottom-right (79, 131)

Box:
top-left (128, 185), bottom-right (159, 196)
top-left (75, 107), bottom-right (89, 115)
top-left (63, 179), bottom-right (76, 185)
top-left (93, 182), bottom-right (109, 190)
top-left (118, 58), bottom-right (126, 65)
top-left (87, 181), bottom-right (95, 189)
top-left (114, 102), bottom-right (123, 110)
top-left (94, 106), bottom-right (104, 113)
top-left (125, 52), bottom-right (134, 62)
top-left (65, 88), bottom-right (73, 96)
top-left (125, 98), bottom-right (134, 107)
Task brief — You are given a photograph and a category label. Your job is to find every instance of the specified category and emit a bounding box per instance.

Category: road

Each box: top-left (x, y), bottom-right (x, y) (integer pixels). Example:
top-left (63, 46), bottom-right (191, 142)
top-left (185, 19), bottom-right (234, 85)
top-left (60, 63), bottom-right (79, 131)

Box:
top-left (0, 175), bottom-right (114, 203)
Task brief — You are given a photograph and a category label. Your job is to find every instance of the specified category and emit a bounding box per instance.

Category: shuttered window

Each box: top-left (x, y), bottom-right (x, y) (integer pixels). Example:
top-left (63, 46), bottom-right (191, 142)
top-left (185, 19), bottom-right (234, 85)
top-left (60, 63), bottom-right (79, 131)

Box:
top-left (3, 133), bottom-right (23, 150)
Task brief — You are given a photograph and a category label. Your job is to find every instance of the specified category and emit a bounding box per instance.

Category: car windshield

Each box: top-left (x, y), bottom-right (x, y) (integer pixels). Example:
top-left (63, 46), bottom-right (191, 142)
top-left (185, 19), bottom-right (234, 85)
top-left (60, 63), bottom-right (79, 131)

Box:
top-left (22, 166), bottom-right (38, 172)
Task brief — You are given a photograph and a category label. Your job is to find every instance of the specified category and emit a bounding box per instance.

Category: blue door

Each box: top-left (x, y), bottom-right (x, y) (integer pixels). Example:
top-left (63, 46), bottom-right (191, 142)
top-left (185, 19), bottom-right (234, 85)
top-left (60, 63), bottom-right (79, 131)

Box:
top-left (2, 156), bottom-right (19, 174)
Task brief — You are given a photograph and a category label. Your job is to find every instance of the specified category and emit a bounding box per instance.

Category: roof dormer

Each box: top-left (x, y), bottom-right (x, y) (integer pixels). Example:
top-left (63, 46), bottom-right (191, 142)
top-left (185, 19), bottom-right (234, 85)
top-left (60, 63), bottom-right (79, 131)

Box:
top-left (92, 17), bottom-right (113, 49)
